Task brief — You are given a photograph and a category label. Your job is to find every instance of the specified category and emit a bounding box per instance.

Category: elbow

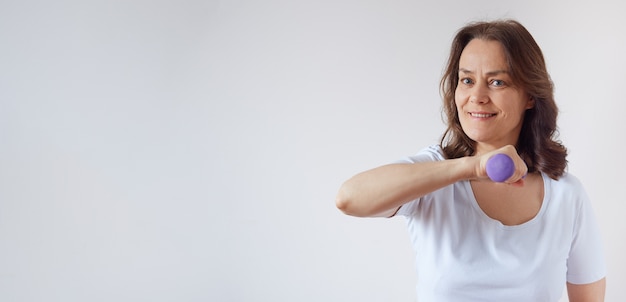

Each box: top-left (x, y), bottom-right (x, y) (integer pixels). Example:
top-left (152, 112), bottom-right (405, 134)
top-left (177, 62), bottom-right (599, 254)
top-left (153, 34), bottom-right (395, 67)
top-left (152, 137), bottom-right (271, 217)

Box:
top-left (335, 187), bottom-right (358, 216)
top-left (335, 188), bottom-right (353, 215)
top-left (335, 185), bottom-right (370, 217)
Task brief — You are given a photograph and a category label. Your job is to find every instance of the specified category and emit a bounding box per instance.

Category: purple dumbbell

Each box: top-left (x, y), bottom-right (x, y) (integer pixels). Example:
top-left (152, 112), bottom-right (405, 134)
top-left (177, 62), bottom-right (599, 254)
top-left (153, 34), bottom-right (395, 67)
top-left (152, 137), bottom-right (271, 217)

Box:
top-left (486, 153), bottom-right (515, 182)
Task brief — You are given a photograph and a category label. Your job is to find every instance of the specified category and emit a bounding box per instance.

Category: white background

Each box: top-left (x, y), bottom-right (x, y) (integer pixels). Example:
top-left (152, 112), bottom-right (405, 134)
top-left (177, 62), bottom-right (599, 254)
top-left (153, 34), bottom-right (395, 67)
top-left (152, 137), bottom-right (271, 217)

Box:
top-left (1, 0), bottom-right (624, 301)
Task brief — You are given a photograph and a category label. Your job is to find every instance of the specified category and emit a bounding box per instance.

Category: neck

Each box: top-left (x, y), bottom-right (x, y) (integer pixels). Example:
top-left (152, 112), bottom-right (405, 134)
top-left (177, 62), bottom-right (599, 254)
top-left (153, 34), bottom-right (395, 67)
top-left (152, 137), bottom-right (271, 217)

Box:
top-left (474, 141), bottom-right (518, 156)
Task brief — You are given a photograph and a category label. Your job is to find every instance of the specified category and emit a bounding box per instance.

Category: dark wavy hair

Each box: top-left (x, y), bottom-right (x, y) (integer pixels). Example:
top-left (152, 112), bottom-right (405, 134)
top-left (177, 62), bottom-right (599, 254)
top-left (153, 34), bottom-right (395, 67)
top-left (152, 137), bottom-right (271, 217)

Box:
top-left (439, 19), bottom-right (567, 179)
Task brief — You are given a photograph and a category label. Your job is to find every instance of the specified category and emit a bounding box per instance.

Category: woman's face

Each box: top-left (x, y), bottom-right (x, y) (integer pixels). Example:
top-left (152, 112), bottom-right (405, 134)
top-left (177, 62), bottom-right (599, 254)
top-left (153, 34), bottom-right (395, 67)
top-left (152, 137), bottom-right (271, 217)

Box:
top-left (455, 38), bottom-right (534, 154)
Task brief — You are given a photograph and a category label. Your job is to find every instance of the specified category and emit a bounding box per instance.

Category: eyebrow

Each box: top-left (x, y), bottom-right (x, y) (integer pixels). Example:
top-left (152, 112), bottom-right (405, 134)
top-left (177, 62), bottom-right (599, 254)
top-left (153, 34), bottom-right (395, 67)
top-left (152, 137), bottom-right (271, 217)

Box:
top-left (458, 68), bottom-right (509, 76)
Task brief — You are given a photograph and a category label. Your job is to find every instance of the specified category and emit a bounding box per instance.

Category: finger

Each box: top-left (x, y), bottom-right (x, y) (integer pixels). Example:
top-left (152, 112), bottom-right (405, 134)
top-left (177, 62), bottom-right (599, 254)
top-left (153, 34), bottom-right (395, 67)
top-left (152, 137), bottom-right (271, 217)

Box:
top-left (509, 178), bottom-right (525, 187)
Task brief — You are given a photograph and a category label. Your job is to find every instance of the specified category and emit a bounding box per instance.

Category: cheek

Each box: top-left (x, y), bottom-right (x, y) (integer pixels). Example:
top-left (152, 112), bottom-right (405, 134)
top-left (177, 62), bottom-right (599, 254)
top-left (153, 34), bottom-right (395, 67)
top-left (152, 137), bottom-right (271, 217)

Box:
top-left (454, 90), bottom-right (466, 109)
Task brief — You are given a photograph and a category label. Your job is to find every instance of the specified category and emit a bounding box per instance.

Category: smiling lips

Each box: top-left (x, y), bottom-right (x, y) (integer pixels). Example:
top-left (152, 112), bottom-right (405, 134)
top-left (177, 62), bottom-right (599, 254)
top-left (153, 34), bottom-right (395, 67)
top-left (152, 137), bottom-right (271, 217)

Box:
top-left (469, 112), bottom-right (496, 118)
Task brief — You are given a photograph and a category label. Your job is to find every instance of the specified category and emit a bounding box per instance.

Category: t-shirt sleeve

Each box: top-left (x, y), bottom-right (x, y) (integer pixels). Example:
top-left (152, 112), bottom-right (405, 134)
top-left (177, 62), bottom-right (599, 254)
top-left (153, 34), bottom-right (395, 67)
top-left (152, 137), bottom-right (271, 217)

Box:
top-left (565, 185), bottom-right (607, 284)
top-left (394, 145), bottom-right (444, 217)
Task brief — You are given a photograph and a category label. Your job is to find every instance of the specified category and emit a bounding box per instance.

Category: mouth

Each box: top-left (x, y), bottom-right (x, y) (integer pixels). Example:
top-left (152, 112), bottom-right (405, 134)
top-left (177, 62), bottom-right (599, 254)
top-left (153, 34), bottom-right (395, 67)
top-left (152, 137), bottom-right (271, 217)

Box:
top-left (469, 112), bottom-right (496, 118)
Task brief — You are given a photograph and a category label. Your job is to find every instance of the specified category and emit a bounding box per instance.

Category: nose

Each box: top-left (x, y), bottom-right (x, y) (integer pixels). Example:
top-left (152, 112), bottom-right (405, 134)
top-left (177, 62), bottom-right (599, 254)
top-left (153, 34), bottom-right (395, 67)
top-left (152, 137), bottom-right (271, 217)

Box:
top-left (470, 85), bottom-right (489, 104)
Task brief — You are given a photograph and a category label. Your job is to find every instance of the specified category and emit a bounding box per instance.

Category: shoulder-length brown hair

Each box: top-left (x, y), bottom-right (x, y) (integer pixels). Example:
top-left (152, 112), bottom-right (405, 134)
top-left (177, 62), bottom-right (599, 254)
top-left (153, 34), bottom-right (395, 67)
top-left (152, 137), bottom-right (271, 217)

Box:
top-left (439, 19), bottom-right (567, 179)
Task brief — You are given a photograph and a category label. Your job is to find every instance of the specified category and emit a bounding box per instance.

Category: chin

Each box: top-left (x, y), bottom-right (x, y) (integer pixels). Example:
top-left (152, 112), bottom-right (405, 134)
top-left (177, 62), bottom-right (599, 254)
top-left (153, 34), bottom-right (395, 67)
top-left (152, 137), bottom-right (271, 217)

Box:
top-left (462, 129), bottom-right (488, 142)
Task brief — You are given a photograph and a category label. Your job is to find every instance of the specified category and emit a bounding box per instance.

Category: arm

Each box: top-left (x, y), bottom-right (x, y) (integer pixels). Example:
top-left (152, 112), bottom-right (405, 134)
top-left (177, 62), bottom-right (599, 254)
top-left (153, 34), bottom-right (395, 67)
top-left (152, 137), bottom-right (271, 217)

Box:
top-left (567, 278), bottom-right (606, 302)
top-left (335, 157), bottom-right (475, 217)
top-left (335, 145), bottom-right (527, 218)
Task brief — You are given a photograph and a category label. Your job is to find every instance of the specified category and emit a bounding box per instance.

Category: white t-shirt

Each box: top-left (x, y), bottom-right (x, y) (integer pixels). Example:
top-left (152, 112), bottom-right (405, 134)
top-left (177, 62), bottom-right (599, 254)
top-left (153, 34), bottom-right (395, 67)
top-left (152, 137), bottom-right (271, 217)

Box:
top-left (395, 145), bottom-right (606, 302)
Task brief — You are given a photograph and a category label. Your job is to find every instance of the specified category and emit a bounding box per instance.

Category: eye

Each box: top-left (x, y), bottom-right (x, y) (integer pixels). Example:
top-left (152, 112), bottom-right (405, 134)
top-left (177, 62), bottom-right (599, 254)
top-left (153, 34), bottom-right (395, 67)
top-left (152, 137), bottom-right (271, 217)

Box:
top-left (490, 79), bottom-right (505, 87)
top-left (460, 78), bottom-right (473, 85)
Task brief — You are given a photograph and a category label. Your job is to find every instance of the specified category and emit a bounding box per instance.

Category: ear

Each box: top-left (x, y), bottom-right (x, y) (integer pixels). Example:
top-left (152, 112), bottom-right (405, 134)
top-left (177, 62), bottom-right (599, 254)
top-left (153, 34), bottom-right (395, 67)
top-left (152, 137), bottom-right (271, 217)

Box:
top-left (525, 96), bottom-right (535, 109)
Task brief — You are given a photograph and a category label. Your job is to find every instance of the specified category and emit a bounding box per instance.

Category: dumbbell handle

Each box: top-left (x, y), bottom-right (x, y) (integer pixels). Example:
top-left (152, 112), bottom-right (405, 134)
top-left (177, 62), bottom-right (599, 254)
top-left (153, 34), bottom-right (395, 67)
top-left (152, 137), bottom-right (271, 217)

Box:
top-left (486, 154), bottom-right (515, 182)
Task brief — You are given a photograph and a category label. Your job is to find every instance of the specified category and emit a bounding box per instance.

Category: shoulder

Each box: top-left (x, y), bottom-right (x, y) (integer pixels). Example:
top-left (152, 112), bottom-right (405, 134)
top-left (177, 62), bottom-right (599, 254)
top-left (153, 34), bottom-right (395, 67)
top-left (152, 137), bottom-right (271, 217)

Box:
top-left (554, 171), bottom-right (584, 186)
top-left (544, 171), bottom-right (592, 216)
top-left (394, 144), bottom-right (445, 164)
top-left (548, 172), bottom-right (587, 197)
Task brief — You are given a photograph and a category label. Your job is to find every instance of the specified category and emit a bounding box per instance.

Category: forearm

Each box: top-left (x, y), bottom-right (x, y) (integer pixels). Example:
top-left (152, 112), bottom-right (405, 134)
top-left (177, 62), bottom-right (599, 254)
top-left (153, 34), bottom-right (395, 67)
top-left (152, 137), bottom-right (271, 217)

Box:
top-left (567, 278), bottom-right (606, 302)
top-left (335, 157), bottom-right (475, 217)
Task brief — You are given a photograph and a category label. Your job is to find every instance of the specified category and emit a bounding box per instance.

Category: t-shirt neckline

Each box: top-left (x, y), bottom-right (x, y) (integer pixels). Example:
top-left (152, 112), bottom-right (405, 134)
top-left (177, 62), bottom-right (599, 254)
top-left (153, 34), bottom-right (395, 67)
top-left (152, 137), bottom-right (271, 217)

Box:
top-left (462, 173), bottom-right (550, 230)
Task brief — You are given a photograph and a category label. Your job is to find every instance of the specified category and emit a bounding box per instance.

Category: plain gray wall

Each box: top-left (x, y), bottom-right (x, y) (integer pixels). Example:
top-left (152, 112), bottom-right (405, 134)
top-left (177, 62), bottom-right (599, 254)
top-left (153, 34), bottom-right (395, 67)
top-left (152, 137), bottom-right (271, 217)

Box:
top-left (1, 0), bottom-right (624, 301)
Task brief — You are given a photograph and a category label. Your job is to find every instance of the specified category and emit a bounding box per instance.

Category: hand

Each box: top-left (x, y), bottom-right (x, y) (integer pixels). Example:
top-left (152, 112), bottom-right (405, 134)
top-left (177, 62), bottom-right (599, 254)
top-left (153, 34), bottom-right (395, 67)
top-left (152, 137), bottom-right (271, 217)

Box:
top-left (476, 145), bottom-right (528, 186)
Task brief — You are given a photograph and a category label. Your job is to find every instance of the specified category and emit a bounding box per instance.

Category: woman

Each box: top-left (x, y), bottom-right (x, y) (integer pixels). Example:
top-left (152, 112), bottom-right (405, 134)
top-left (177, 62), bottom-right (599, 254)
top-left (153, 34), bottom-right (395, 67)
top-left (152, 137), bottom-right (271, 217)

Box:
top-left (336, 19), bottom-right (606, 301)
